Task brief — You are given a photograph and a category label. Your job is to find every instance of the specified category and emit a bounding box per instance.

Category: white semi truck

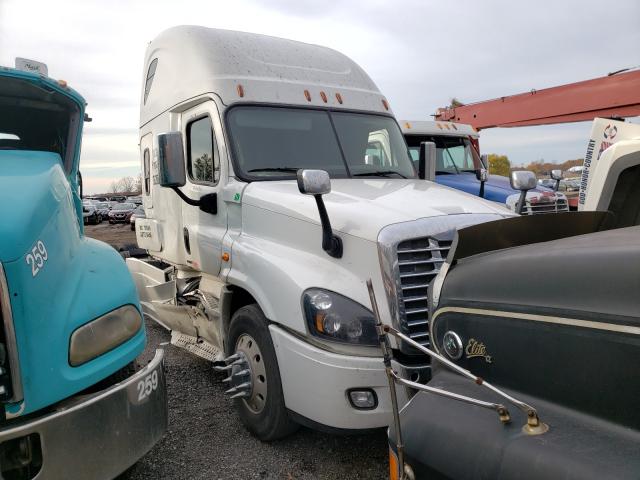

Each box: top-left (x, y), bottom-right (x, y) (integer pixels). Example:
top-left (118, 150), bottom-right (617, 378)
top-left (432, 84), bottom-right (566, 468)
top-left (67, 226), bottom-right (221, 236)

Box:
top-left (127, 26), bottom-right (512, 440)
top-left (579, 117), bottom-right (640, 226)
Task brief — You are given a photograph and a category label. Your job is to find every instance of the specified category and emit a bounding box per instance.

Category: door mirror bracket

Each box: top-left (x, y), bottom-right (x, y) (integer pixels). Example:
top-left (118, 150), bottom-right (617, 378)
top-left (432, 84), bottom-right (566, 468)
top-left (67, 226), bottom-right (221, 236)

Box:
top-left (297, 169), bottom-right (343, 259)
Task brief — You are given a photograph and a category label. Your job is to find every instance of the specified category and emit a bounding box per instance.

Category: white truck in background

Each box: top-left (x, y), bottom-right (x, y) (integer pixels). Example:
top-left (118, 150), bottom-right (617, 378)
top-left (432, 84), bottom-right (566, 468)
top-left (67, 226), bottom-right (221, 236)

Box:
top-left (579, 118), bottom-right (640, 227)
top-left (127, 26), bottom-right (512, 440)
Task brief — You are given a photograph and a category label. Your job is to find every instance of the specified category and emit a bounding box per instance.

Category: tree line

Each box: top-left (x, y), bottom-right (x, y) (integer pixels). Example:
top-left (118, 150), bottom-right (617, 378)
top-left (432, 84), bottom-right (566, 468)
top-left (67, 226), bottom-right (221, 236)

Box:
top-left (486, 154), bottom-right (583, 178)
top-left (109, 174), bottom-right (143, 194)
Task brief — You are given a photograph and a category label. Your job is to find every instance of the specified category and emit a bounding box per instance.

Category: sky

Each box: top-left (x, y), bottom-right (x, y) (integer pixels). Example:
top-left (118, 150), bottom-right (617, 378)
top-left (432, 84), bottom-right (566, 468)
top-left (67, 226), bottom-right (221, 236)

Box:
top-left (1, 0), bottom-right (638, 194)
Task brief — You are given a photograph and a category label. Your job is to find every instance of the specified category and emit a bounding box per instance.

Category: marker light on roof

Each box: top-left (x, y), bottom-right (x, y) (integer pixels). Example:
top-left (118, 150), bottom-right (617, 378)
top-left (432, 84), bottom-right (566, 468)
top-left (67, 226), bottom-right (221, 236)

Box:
top-left (57, 79), bottom-right (68, 88)
top-left (237, 84), bottom-right (245, 98)
top-left (304, 90), bottom-right (311, 101)
top-left (320, 91), bottom-right (327, 103)
top-left (335, 93), bottom-right (343, 104)
top-left (382, 99), bottom-right (389, 111)
top-left (404, 122), bottom-right (411, 129)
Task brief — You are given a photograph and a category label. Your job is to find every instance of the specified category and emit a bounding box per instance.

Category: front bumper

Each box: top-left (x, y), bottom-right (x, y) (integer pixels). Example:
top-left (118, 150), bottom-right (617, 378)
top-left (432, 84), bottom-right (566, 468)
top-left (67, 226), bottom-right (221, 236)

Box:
top-left (0, 349), bottom-right (167, 479)
top-left (270, 325), bottom-right (410, 430)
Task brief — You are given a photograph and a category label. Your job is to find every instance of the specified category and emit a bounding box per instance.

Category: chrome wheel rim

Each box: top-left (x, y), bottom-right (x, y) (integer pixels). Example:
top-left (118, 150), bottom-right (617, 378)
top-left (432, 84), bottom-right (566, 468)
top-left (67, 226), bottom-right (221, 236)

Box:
top-left (235, 333), bottom-right (267, 414)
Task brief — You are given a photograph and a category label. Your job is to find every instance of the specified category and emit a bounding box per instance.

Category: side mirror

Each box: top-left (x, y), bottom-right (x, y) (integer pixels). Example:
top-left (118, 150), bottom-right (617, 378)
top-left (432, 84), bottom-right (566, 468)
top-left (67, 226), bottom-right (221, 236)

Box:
top-left (297, 169), bottom-right (342, 259)
top-left (550, 169), bottom-right (563, 191)
top-left (297, 169), bottom-right (331, 195)
top-left (418, 141), bottom-right (436, 181)
top-left (550, 169), bottom-right (563, 180)
top-left (510, 170), bottom-right (537, 215)
top-left (157, 132), bottom-right (186, 187)
top-left (475, 167), bottom-right (488, 198)
top-left (510, 170), bottom-right (537, 191)
top-left (480, 154), bottom-right (489, 170)
top-left (158, 132), bottom-right (217, 215)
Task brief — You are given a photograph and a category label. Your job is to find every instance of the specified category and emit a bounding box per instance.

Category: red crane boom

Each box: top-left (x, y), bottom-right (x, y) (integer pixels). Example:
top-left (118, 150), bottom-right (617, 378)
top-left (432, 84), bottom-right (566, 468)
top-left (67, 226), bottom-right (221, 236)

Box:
top-left (435, 69), bottom-right (640, 130)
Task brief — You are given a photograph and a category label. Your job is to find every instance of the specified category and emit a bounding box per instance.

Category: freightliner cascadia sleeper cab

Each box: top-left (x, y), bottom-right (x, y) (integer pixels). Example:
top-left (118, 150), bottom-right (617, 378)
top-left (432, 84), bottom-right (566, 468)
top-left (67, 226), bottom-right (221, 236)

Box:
top-left (127, 26), bottom-right (513, 440)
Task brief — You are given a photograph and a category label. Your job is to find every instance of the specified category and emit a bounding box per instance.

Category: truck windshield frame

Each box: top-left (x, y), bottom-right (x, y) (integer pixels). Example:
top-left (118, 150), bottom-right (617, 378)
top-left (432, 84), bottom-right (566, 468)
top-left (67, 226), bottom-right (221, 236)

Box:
top-left (406, 135), bottom-right (482, 175)
top-left (225, 105), bottom-right (416, 182)
top-left (0, 76), bottom-right (82, 175)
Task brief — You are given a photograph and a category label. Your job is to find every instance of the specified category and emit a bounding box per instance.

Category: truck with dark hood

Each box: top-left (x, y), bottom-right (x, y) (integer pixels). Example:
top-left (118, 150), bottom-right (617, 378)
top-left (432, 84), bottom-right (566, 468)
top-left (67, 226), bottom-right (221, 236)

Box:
top-left (384, 212), bottom-right (639, 479)
top-left (0, 60), bottom-right (167, 479)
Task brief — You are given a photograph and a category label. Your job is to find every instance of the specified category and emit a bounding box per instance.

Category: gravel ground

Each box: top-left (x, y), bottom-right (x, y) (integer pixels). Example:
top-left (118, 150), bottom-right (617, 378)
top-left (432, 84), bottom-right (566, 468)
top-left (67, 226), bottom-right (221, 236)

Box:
top-left (85, 223), bottom-right (389, 480)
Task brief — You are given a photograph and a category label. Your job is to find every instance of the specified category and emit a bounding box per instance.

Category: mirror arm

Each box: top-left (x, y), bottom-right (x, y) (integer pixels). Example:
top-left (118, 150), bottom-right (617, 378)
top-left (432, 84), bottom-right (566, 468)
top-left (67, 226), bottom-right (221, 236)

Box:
top-left (171, 187), bottom-right (217, 214)
top-left (516, 190), bottom-right (528, 215)
top-left (554, 179), bottom-right (561, 192)
top-left (171, 186), bottom-right (200, 206)
top-left (314, 194), bottom-right (343, 258)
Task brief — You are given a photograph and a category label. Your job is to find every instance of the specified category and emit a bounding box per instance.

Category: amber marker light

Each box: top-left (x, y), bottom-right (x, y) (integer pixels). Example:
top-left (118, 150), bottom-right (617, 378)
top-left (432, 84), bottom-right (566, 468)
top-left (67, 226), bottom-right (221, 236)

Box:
top-left (304, 89), bottom-right (311, 101)
top-left (382, 99), bottom-right (389, 111)
top-left (404, 122), bottom-right (411, 129)
top-left (388, 449), bottom-right (399, 480)
top-left (58, 79), bottom-right (68, 88)
top-left (222, 252), bottom-right (230, 262)
top-left (320, 91), bottom-right (328, 103)
top-left (335, 92), bottom-right (343, 104)
top-left (237, 84), bottom-right (244, 98)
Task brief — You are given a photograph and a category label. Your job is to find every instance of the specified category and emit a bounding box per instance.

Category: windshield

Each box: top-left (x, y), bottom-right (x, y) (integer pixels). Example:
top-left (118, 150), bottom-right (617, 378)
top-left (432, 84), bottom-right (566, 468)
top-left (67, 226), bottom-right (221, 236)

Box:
top-left (0, 76), bottom-right (80, 173)
top-left (226, 106), bottom-right (415, 180)
top-left (112, 203), bottom-right (135, 211)
top-left (406, 135), bottom-right (481, 174)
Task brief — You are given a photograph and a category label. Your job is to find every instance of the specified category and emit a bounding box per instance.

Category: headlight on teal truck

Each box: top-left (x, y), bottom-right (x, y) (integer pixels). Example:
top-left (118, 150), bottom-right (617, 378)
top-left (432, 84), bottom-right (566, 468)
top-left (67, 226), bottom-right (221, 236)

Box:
top-left (69, 305), bottom-right (143, 366)
top-left (302, 289), bottom-right (378, 346)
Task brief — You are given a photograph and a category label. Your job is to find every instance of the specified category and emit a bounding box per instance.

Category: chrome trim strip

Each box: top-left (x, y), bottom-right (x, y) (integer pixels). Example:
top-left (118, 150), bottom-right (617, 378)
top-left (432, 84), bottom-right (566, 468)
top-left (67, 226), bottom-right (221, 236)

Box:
top-left (430, 307), bottom-right (640, 351)
top-left (377, 214), bottom-right (505, 332)
top-left (0, 263), bottom-right (23, 403)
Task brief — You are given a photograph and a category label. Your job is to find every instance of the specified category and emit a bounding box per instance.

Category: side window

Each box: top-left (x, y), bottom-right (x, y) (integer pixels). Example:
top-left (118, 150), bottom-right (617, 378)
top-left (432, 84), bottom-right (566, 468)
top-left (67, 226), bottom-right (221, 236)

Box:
top-left (187, 116), bottom-right (220, 185)
top-left (143, 148), bottom-right (151, 195)
top-left (143, 58), bottom-right (158, 105)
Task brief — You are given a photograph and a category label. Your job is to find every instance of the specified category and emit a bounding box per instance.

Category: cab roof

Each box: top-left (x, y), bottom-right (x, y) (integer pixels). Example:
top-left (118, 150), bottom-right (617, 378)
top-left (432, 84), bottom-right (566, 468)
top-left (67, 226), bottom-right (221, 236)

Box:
top-left (399, 120), bottom-right (479, 138)
top-left (140, 26), bottom-right (390, 126)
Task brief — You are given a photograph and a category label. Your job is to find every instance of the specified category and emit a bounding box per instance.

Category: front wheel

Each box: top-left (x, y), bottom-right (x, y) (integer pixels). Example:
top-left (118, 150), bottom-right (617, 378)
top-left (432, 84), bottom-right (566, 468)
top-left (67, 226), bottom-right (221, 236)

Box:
top-left (227, 304), bottom-right (298, 441)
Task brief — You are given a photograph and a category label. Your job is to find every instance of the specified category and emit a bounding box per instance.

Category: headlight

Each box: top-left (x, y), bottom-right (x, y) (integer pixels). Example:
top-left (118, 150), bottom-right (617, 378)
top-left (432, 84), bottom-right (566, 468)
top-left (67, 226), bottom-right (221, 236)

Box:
top-left (302, 289), bottom-right (378, 346)
top-left (69, 304), bottom-right (142, 366)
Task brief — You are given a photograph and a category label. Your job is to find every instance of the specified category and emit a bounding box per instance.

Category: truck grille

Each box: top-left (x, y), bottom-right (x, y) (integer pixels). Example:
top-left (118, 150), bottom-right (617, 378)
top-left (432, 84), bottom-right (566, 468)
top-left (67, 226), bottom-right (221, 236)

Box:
top-left (0, 263), bottom-right (20, 403)
top-left (396, 237), bottom-right (452, 346)
top-left (523, 197), bottom-right (569, 215)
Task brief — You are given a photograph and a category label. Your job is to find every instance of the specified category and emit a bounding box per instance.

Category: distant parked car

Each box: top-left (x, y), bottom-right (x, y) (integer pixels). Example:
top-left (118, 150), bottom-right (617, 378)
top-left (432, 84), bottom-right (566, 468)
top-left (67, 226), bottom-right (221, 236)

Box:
top-left (95, 201), bottom-right (111, 218)
top-left (110, 195), bottom-right (127, 202)
top-left (559, 178), bottom-right (580, 192)
top-left (128, 195), bottom-right (143, 205)
top-left (82, 201), bottom-right (102, 225)
top-left (538, 178), bottom-right (556, 189)
top-left (108, 202), bottom-right (136, 224)
top-left (129, 205), bottom-right (146, 230)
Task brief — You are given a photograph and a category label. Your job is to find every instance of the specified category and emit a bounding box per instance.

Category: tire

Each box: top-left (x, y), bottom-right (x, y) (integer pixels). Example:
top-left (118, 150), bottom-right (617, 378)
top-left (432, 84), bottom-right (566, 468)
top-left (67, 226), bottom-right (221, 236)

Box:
top-left (130, 222), bottom-right (135, 231)
top-left (227, 304), bottom-right (298, 441)
top-left (109, 220), bottom-right (114, 224)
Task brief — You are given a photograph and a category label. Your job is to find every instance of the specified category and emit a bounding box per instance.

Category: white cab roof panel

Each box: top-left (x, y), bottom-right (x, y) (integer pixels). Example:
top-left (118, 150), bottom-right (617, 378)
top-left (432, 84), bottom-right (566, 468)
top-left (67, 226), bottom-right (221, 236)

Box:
top-left (141, 26), bottom-right (390, 125)
top-left (399, 120), bottom-right (478, 138)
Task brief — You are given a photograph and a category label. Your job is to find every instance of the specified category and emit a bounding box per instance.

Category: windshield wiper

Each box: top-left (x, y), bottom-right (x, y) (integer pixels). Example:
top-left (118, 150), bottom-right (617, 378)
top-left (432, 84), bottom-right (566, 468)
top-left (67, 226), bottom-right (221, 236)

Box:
top-left (248, 167), bottom-right (301, 173)
top-left (353, 170), bottom-right (407, 179)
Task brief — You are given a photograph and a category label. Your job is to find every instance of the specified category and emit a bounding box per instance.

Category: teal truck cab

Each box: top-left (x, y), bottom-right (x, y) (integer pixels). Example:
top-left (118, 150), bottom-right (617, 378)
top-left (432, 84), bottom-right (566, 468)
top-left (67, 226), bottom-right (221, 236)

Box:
top-left (0, 61), bottom-right (167, 478)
